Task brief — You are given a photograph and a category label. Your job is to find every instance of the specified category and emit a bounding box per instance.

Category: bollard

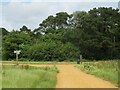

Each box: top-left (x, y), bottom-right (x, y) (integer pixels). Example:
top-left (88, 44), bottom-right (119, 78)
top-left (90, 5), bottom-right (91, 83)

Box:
top-left (77, 59), bottom-right (80, 64)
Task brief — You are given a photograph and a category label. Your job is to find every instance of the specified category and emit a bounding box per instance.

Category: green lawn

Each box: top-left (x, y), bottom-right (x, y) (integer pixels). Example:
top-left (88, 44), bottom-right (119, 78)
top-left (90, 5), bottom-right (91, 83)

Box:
top-left (75, 60), bottom-right (119, 86)
top-left (2, 65), bottom-right (58, 88)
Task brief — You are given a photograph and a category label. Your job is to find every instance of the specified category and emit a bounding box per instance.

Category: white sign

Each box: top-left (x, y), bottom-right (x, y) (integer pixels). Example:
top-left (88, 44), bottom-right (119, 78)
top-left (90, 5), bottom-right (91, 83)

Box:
top-left (14, 50), bottom-right (21, 54)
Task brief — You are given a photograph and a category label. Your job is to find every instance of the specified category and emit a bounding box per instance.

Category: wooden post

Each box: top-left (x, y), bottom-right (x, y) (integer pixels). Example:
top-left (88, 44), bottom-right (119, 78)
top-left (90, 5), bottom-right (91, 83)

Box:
top-left (16, 53), bottom-right (18, 65)
top-left (80, 55), bottom-right (82, 64)
top-left (80, 55), bottom-right (82, 60)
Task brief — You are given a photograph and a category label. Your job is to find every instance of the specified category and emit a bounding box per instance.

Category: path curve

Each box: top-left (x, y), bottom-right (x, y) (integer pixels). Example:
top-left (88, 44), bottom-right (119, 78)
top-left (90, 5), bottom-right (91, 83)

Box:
top-left (55, 64), bottom-right (117, 88)
top-left (2, 63), bottom-right (117, 88)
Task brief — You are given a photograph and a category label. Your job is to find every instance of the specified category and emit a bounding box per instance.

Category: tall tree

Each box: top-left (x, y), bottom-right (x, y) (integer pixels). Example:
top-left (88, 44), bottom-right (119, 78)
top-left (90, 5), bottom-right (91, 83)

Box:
top-left (20, 25), bottom-right (31, 34)
top-left (1, 27), bottom-right (9, 36)
top-left (38, 12), bottom-right (71, 34)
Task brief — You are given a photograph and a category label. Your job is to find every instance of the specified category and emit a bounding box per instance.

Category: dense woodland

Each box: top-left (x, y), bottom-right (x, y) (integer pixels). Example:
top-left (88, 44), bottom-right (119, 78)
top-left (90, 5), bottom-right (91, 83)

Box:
top-left (1, 7), bottom-right (120, 61)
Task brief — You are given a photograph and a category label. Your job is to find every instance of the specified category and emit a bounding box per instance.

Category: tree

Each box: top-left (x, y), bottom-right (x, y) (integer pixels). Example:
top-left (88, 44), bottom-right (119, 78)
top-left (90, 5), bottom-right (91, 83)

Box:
top-left (38, 12), bottom-right (71, 34)
top-left (39, 15), bottom-right (56, 34)
top-left (20, 25), bottom-right (31, 34)
top-left (2, 31), bottom-right (32, 60)
top-left (62, 7), bottom-right (120, 59)
top-left (1, 27), bottom-right (9, 36)
top-left (55, 12), bottom-right (70, 29)
top-left (2, 7), bottom-right (120, 61)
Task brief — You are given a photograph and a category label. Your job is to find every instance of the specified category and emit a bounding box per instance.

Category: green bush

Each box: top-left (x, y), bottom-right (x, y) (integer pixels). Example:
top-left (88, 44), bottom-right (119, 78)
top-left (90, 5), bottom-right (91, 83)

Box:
top-left (26, 41), bottom-right (79, 61)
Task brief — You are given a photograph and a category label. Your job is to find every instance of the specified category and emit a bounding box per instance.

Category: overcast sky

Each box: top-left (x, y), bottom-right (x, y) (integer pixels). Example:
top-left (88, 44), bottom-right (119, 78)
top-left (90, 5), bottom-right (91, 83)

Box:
top-left (0, 0), bottom-right (119, 31)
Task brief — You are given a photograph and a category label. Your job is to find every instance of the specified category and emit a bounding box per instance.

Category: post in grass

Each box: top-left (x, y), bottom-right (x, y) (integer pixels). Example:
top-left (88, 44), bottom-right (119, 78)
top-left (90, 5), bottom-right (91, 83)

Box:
top-left (77, 55), bottom-right (82, 64)
top-left (80, 55), bottom-right (82, 64)
top-left (14, 50), bottom-right (21, 65)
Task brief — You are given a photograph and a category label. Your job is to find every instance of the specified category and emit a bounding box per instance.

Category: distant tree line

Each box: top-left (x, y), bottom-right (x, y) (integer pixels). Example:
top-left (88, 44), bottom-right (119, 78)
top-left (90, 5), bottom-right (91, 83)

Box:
top-left (1, 7), bottom-right (120, 61)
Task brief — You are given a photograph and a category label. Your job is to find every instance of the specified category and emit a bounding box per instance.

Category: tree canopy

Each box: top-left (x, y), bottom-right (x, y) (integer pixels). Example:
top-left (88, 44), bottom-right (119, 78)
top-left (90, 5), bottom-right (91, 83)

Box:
top-left (2, 7), bottom-right (120, 61)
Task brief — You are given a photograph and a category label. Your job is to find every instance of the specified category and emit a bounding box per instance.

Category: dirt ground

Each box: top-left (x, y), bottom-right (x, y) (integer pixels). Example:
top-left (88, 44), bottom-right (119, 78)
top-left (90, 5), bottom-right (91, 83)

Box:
top-left (2, 63), bottom-right (117, 88)
top-left (55, 64), bottom-right (117, 88)
top-left (30, 64), bottom-right (117, 88)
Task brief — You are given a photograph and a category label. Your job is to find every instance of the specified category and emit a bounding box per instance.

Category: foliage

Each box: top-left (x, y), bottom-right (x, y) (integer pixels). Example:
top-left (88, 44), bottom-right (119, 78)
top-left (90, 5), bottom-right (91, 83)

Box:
top-left (62, 7), bottom-right (120, 60)
top-left (2, 31), bottom-right (32, 59)
top-left (1, 28), bottom-right (9, 36)
top-left (2, 7), bottom-right (120, 61)
top-left (26, 41), bottom-right (79, 61)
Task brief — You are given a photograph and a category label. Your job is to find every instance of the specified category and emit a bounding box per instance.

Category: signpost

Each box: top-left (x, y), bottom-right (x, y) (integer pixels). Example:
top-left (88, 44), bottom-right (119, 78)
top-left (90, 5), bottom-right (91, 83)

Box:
top-left (14, 50), bottom-right (21, 65)
top-left (77, 55), bottom-right (82, 64)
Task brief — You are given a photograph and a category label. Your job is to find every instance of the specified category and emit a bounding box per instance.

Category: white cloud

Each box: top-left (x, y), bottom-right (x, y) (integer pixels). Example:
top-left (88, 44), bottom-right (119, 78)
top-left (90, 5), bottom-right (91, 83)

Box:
top-left (1, 1), bottom-right (118, 31)
top-left (5, 0), bottom-right (120, 2)
top-left (1, 2), bottom-right (81, 31)
top-left (0, 4), bottom-right (2, 27)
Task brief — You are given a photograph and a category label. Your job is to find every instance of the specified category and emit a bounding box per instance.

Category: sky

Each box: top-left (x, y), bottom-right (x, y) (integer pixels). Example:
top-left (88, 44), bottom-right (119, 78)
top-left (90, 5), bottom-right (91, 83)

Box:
top-left (0, 0), bottom-right (120, 31)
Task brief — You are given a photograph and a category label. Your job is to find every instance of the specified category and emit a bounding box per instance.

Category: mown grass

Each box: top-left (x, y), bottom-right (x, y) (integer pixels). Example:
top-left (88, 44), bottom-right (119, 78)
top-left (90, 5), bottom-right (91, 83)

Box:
top-left (2, 65), bottom-right (58, 88)
top-left (75, 60), bottom-right (119, 86)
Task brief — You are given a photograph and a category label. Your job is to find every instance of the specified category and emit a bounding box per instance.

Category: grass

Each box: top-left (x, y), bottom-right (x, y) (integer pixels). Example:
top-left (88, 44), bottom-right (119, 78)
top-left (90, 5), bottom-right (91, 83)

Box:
top-left (1, 60), bottom-right (76, 65)
top-left (75, 60), bottom-right (119, 86)
top-left (2, 65), bottom-right (58, 88)
top-left (0, 66), bottom-right (2, 89)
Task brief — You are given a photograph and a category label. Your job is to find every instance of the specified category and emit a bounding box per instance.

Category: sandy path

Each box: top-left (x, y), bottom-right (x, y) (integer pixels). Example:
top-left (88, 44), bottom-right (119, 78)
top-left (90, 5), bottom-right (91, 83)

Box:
top-left (56, 64), bottom-right (117, 88)
top-left (2, 63), bottom-right (117, 88)
top-left (28, 64), bottom-right (53, 67)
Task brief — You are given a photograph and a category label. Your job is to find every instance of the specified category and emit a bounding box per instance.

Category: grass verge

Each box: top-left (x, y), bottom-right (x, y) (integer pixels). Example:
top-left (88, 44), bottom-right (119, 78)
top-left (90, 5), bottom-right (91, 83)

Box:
top-left (75, 60), bottom-right (119, 86)
top-left (2, 65), bottom-right (58, 88)
top-left (1, 60), bottom-right (76, 65)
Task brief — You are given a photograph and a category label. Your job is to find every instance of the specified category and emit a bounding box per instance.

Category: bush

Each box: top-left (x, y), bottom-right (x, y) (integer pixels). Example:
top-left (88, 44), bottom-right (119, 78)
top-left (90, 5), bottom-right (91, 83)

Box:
top-left (26, 41), bottom-right (79, 61)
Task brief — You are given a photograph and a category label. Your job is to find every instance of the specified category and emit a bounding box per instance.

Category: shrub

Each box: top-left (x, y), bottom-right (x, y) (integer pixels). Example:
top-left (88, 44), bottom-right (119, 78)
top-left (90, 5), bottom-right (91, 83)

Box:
top-left (26, 42), bottom-right (79, 61)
